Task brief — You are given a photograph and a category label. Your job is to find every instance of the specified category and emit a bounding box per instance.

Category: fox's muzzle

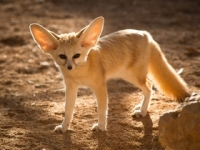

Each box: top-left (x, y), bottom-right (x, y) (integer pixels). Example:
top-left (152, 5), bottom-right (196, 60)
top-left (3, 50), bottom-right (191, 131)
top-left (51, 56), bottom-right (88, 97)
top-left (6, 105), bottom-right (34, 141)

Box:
top-left (67, 65), bottom-right (72, 70)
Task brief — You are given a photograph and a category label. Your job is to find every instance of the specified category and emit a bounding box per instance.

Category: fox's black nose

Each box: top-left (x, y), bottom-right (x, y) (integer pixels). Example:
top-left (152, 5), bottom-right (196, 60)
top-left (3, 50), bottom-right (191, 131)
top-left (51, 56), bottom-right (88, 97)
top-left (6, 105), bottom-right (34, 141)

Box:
top-left (67, 65), bottom-right (72, 70)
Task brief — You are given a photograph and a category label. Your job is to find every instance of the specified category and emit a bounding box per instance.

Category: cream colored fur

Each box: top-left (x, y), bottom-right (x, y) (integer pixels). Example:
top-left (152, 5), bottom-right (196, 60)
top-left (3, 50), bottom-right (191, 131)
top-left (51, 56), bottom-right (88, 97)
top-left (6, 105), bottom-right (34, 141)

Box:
top-left (29, 17), bottom-right (190, 132)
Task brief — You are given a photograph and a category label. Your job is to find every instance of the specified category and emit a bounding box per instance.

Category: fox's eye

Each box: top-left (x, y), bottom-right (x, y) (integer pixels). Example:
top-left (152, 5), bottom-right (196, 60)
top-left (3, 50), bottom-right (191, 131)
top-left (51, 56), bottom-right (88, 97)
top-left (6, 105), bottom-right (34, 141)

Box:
top-left (73, 53), bottom-right (80, 59)
top-left (59, 54), bottom-right (67, 59)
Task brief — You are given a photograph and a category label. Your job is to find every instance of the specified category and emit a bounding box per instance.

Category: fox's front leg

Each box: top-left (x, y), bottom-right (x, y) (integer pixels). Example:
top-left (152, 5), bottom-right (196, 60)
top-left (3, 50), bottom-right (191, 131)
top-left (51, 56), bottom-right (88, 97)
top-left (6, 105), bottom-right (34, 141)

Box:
top-left (54, 83), bottom-right (78, 133)
top-left (91, 83), bottom-right (108, 131)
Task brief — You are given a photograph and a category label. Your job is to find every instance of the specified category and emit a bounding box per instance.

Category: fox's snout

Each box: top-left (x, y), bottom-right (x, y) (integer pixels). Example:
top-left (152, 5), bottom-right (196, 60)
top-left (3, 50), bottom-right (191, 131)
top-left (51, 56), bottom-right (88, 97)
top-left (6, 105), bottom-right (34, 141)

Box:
top-left (65, 60), bottom-right (74, 70)
top-left (67, 65), bottom-right (73, 70)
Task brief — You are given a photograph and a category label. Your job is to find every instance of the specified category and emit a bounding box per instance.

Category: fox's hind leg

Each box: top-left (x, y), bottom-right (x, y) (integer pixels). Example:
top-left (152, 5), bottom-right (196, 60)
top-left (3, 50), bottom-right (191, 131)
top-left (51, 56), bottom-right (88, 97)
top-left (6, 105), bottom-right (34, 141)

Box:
top-left (134, 79), bottom-right (153, 110)
top-left (125, 72), bottom-right (153, 117)
top-left (133, 79), bottom-right (153, 117)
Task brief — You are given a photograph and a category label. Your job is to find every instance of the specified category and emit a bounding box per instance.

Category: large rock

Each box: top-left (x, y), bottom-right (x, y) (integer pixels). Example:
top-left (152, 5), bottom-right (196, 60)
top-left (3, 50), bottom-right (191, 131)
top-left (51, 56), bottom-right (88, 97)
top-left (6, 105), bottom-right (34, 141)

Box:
top-left (158, 93), bottom-right (200, 150)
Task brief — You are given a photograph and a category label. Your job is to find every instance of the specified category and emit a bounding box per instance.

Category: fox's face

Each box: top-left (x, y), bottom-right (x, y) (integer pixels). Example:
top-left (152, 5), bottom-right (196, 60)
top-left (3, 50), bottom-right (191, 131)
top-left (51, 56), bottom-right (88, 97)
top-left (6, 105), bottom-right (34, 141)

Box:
top-left (29, 17), bottom-right (104, 71)
top-left (49, 33), bottom-right (92, 70)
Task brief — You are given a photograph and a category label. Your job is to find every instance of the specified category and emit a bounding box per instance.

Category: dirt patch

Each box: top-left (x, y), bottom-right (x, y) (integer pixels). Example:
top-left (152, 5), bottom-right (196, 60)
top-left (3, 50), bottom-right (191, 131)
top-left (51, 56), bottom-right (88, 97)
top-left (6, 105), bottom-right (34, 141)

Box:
top-left (0, 0), bottom-right (200, 149)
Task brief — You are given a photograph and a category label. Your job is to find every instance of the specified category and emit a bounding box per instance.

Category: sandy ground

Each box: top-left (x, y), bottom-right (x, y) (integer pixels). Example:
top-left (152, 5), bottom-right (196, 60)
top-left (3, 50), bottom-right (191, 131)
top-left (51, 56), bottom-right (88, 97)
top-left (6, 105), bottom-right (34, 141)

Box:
top-left (0, 0), bottom-right (200, 149)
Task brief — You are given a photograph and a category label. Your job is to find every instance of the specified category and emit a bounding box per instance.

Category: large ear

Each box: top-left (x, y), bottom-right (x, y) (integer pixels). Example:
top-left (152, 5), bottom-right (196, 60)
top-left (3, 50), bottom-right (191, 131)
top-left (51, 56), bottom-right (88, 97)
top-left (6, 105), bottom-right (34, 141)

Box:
top-left (76, 25), bottom-right (88, 38)
top-left (29, 23), bottom-right (58, 52)
top-left (78, 17), bottom-right (104, 48)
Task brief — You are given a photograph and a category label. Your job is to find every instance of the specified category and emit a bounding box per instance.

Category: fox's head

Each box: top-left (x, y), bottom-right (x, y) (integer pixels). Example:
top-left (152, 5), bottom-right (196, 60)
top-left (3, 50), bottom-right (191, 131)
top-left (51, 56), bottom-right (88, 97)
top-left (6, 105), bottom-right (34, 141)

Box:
top-left (29, 17), bottom-right (104, 70)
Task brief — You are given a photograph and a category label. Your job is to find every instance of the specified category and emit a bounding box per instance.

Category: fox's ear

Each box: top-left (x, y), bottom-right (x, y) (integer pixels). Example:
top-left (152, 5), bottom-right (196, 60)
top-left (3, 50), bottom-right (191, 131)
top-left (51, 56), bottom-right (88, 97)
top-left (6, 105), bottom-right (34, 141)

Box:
top-left (76, 25), bottom-right (88, 38)
top-left (29, 24), bottom-right (58, 52)
top-left (78, 17), bottom-right (104, 48)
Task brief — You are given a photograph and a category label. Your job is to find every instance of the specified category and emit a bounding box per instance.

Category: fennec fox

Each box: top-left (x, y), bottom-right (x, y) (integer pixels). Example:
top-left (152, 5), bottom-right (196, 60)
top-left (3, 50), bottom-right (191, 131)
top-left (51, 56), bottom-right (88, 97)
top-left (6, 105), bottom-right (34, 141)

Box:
top-left (29, 17), bottom-right (190, 132)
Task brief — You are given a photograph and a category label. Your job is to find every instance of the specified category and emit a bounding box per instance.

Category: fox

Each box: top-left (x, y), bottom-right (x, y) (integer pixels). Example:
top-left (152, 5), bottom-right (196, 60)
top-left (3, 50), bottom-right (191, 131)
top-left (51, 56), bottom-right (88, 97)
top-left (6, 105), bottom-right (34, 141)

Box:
top-left (29, 16), bottom-right (190, 133)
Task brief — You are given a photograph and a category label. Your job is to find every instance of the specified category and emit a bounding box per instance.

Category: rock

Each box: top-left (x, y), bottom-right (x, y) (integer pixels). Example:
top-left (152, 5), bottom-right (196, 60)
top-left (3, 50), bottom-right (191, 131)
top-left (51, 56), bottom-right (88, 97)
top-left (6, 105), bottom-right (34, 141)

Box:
top-left (158, 93), bottom-right (200, 150)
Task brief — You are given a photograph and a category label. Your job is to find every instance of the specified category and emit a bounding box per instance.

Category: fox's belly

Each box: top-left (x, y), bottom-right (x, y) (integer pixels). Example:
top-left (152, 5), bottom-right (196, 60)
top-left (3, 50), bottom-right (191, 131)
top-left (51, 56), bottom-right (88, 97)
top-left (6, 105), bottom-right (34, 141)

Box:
top-left (105, 67), bottom-right (127, 80)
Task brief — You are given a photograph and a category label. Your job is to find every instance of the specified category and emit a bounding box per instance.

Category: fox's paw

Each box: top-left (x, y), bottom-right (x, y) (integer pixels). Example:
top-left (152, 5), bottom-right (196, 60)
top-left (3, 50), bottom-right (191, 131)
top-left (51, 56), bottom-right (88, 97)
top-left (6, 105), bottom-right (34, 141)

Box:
top-left (92, 123), bottom-right (107, 131)
top-left (132, 110), bottom-right (147, 118)
top-left (54, 125), bottom-right (66, 133)
top-left (54, 124), bottom-right (72, 133)
top-left (133, 104), bottom-right (141, 111)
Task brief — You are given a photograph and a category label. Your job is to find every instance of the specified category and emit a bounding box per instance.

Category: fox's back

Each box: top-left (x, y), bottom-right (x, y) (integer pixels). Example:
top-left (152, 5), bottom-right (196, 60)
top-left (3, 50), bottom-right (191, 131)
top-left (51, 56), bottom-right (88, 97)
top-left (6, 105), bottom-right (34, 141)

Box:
top-left (95, 29), bottom-right (152, 79)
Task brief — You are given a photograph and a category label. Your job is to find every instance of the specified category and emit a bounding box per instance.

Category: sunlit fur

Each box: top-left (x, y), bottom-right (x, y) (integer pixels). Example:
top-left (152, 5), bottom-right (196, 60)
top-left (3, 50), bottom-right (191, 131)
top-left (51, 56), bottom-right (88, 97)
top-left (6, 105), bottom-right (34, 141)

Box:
top-left (30, 17), bottom-right (190, 133)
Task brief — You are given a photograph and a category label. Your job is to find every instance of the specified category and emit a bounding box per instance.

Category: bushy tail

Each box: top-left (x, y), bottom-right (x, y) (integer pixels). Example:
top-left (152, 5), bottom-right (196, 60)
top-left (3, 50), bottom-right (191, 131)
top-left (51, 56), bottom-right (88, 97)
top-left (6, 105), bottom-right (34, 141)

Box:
top-left (149, 40), bottom-right (190, 102)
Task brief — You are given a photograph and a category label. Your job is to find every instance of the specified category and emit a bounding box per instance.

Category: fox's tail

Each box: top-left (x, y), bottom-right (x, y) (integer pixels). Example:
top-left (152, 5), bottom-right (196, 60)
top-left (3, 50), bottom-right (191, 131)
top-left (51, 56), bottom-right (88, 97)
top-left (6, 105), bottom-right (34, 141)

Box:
top-left (148, 39), bottom-right (190, 102)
